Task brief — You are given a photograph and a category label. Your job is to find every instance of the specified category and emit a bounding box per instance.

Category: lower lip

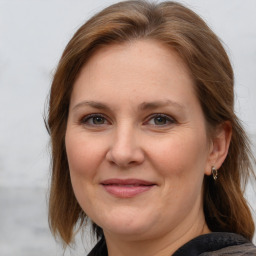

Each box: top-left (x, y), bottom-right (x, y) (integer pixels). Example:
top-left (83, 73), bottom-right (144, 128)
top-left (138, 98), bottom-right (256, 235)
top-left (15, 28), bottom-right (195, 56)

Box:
top-left (102, 185), bottom-right (154, 198)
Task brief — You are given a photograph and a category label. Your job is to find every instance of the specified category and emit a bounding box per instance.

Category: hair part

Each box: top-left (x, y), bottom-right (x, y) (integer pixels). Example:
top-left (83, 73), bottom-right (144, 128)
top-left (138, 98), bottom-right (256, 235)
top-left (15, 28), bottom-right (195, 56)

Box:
top-left (46, 0), bottom-right (255, 245)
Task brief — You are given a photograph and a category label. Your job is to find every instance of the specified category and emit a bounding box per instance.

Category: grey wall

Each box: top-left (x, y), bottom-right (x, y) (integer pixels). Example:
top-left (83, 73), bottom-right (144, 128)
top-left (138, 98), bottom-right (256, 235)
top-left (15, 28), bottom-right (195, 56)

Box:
top-left (0, 1), bottom-right (255, 255)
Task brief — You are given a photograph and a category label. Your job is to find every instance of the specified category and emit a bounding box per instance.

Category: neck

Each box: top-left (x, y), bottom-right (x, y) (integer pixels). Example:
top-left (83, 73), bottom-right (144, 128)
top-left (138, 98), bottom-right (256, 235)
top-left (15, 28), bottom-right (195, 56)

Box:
top-left (104, 211), bottom-right (210, 256)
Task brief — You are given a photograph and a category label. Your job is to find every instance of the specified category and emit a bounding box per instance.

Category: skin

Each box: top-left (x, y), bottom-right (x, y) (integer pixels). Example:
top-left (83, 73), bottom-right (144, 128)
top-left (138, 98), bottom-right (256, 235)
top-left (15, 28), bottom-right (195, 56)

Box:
top-left (65, 40), bottom-right (231, 256)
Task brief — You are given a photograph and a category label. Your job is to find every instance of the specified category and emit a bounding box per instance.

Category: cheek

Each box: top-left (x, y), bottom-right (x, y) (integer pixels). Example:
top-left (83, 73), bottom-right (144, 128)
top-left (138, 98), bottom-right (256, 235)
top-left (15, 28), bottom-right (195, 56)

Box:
top-left (151, 133), bottom-right (208, 212)
top-left (65, 132), bottom-right (104, 177)
top-left (65, 132), bottom-right (104, 214)
top-left (149, 130), bottom-right (209, 179)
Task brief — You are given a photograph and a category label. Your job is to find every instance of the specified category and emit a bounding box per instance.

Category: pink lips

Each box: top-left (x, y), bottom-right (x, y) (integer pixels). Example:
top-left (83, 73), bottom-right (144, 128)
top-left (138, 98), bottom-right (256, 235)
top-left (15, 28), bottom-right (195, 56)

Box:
top-left (101, 179), bottom-right (155, 198)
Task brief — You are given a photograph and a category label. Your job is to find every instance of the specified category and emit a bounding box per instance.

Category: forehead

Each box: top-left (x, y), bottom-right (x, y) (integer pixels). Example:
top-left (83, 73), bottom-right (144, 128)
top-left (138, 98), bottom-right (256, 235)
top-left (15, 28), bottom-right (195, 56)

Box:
top-left (70, 39), bottom-right (197, 109)
top-left (81, 40), bottom-right (193, 80)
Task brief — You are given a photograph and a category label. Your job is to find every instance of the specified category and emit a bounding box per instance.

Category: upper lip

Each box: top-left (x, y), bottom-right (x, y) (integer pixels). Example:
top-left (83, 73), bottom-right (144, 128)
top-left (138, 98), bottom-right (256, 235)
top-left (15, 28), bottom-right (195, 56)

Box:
top-left (100, 179), bottom-right (156, 186)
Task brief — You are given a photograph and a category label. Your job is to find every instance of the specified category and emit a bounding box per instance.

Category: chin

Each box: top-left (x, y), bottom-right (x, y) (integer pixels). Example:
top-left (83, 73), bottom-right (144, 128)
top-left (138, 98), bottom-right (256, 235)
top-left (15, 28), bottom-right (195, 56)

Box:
top-left (103, 225), bottom-right (152, 241)
top-left (95, 210), bottom-right (155, 238)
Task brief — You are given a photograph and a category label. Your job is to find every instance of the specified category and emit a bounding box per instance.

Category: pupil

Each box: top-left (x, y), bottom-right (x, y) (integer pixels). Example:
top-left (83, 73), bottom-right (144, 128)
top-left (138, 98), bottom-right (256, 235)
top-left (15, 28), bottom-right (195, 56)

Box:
top-left (93, 116), bottom-right (104, 124)
top-left (155, 116), bottom-right (166, 125)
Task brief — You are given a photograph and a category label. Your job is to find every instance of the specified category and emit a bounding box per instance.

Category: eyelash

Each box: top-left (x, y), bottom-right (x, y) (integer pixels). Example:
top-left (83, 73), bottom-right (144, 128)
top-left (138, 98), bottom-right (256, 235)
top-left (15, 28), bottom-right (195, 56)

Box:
top-left (80, 113), bottom-right (176, 127)
top-left (80, 114), bottom-right (109, 126)
top-left (145, 114), bottom-right (176, 126)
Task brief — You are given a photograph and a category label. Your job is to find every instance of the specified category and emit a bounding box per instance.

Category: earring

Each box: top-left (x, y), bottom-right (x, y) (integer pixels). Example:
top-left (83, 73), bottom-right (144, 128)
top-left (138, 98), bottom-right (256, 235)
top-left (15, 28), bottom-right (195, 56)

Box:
top-left (211, 166), bottom-right (218, 181)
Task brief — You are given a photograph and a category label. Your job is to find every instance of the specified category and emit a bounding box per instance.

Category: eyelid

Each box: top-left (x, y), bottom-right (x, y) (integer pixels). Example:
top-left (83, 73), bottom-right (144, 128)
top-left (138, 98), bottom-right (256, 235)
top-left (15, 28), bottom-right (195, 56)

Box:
top-left (80, 113), bottom-right (111, 125)
top-left (144, 113), bottom-right (176, 126)
top-left (78, 113), bottom-right (176, 127)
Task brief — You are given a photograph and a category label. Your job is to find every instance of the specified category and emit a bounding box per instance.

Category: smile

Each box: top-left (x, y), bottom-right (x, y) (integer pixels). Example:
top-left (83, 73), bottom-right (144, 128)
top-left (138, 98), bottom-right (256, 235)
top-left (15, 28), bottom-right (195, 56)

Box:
top-left (100, 179), bottom-right (156, 198)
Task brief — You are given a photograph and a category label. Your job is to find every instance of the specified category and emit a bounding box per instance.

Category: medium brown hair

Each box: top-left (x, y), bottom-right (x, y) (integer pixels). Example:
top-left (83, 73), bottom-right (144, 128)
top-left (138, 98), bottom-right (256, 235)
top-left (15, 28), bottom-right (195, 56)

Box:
top-left (46, 0), bottom-right (255, 245)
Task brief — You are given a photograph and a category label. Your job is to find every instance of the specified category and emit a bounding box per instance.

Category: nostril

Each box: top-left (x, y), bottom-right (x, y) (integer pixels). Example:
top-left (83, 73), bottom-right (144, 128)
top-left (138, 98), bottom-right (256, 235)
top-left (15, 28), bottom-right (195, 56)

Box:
top-left (128, 160), bottom-right (137, 166)
top-left (106, 148), bottom-right (144, 168)
top-left (107, 159), bottom-right (139, 168)
top-left (105, 135), bottom-right (145, 167)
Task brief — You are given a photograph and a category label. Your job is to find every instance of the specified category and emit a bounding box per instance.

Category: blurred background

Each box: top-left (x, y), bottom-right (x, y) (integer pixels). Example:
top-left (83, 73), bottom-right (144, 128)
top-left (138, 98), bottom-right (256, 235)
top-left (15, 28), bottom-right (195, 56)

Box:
top-left (0, 0), bottom-right (255, 255)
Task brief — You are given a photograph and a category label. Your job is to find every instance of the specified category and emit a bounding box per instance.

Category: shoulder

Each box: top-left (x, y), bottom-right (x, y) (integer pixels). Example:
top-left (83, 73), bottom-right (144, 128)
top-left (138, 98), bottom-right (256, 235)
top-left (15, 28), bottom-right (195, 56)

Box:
top-left (200, 242), bottom-right (256, 255)
top-left (88, 233), bottom-right (256, 256)
top-left (173, 232), bottom-right (256, 256)
top-left (87, 237), bottom-right (107, 256)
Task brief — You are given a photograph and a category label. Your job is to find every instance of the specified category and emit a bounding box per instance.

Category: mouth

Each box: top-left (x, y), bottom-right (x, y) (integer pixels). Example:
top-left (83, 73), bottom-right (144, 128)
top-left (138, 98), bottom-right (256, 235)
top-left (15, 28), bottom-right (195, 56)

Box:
top-left (100, 179), bottom-right (156, 198)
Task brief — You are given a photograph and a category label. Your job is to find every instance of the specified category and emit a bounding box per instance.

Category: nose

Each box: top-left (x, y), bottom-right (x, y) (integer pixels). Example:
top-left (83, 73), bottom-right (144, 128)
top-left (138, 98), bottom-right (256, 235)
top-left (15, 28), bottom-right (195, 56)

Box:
top-left (106, 125), bottom-right (145, 168)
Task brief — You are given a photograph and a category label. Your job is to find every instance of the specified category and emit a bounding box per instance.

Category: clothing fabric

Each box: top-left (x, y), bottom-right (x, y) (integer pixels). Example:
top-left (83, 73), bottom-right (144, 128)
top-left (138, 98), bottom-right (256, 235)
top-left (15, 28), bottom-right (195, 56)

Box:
top-left (87, 232), bottom-right (256, 256)
top-left (172, 232), bottom-right (256, 255)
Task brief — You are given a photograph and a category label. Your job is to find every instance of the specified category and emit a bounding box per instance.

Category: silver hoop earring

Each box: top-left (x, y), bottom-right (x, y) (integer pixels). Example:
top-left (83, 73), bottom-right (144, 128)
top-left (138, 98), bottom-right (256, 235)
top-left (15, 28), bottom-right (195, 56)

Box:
top-left (212, 166), bottom-right (218, 181)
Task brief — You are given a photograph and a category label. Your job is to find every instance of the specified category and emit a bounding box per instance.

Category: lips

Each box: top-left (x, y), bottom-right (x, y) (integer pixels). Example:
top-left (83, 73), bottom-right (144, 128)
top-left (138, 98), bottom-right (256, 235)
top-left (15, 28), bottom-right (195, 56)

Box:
top-left (100, 179), bottom-right (156, 198)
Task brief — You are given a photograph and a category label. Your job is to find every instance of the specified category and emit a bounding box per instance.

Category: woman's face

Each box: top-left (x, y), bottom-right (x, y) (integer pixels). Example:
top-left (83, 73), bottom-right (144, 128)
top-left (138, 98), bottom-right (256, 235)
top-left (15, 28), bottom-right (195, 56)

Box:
top-left (65, 40), bottom-right (213, 241)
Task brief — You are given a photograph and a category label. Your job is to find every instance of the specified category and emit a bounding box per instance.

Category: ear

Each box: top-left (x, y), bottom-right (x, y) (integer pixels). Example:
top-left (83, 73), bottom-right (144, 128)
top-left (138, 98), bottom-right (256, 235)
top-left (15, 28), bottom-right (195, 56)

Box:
top-left (204, 121), bottom-right (232, 176)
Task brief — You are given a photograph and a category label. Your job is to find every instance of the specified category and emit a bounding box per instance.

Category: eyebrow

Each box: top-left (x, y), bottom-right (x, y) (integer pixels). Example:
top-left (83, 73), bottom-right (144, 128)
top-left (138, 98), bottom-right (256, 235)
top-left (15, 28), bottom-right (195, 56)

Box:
top-left (72, 99), bottom-right (185, 112)
top-left (72, 101), bottom-right (111, 111)
top-left (139, 100), bottom-right (185, 111)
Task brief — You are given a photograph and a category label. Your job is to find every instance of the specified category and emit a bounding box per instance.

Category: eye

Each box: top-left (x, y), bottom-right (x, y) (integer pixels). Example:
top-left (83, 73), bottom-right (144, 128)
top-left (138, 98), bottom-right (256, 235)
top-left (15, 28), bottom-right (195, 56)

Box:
top-left (146, 114), bottom-right (175, 126)
top-left (81, 114), bottom-right (109, 126)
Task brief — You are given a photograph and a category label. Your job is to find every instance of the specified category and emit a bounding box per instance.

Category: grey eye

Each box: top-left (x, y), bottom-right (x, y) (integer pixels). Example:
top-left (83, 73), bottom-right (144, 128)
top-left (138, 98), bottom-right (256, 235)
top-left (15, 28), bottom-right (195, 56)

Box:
top-left (154, 116), bottom-right (168, 125)
top-left (81, 114), bottom-right (108, 126)
top-left (147, 114), bottom-right (174, 126)
top-left (92, 116), bottom-right (105, 124)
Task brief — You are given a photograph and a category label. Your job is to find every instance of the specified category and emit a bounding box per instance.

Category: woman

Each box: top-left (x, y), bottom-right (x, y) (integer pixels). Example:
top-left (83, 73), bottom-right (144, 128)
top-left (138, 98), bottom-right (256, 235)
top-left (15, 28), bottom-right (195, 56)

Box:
top-left (46, 1), bottom-right (256, 255)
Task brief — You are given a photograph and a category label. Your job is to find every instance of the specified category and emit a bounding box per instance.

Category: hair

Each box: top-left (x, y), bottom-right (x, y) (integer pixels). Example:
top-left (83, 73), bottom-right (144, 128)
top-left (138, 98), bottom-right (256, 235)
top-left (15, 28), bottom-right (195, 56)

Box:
top-left (46, 0), bottom-right (256, 245)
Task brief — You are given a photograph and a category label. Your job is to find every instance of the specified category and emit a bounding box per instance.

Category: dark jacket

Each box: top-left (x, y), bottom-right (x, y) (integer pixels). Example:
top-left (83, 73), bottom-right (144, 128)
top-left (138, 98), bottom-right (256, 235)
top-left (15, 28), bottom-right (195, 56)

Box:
top-left (88, 232), bottom-right (256, 255)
